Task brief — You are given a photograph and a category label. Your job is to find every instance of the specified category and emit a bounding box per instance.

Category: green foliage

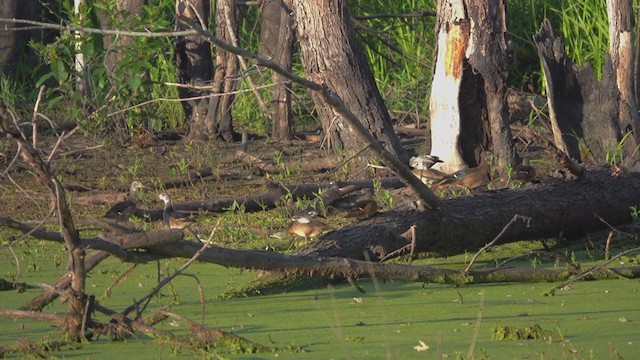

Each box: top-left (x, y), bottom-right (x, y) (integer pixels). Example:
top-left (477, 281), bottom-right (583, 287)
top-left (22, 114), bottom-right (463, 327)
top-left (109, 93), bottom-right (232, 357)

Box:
top-left (508, 0), bottom-right (609, 91)
top-left (28, 0), bottom-right (183, 138)
top-left (552, 0), bottom-right (608, 79)
top-left (0, 0), bottom-right (614, 142)
top-left (351, 0), bottom-right (436, 120)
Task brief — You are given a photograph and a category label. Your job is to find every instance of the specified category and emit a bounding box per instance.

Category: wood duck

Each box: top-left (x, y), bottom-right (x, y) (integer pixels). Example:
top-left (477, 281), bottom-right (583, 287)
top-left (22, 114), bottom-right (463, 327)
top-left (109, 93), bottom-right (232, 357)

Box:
top-left (409, 154), bottom-right (443, 170)
top-left (345, 189), bottom-right (378, 219)
top-left (104, 181), bottom-right (144, 221)
top-left (288, 215), bottom-right (334, 242)
top-left (436, 151), bottom-right (491, 190)
top-left (512, 157), bottom-right (536, 182)
top-left (158, 192), bottom-right (194, 230)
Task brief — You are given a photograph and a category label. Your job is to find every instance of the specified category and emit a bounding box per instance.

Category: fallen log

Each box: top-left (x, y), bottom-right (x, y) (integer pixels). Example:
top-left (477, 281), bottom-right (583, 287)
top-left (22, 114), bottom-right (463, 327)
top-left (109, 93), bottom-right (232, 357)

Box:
top-left (137, 177), bottom-right (406, 220)
top-left (293, 168), bottom-right (640, 260)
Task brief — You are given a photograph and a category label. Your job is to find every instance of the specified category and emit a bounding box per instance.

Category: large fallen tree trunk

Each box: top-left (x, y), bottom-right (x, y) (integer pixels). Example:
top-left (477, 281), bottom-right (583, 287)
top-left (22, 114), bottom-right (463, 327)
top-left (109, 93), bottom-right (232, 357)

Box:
top-left (294, 168), bottom-right (640, 260)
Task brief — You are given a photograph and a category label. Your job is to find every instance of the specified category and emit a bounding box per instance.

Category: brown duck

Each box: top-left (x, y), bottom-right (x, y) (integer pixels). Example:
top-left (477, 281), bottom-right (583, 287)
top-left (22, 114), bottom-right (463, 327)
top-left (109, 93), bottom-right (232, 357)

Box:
top-left (436, 151), bottom-right (491, 190)
top-left (288, 215), bottom-right (334, 242)
top-left (104, 181), bottom-right (144, 221)
top-left (345, 189), bottom-right (378, 219)
top-left (158, 192), bottom-right (194, 230)
top-left (412, 167), bottom-right (447, 185)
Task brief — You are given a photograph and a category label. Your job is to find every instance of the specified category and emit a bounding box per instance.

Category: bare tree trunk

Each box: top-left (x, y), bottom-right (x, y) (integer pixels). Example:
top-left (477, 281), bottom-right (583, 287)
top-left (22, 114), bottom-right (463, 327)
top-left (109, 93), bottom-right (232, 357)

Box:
top-left (175, 0), bottom-right (214, 141)
top-left (0, 0), bottom-right (42, 76)
top-left (607, 0), bottom-right (640, 148)
top-left (193, 0), bottom-right (241, 142)
top-left (289, 0), bottom-right (409, 170)
top-left (94, 0), bottom-right (146, 140)
top-left (464, 1), bottom-right (514, 174)
top-left (534, 19), bottom-right (624, 163)
top-left (95, 0), bottom-right (146, 74)
top-left (259, 0), bottom-right (293, 141)
top-left (429, 0), bottom-right (514, 175)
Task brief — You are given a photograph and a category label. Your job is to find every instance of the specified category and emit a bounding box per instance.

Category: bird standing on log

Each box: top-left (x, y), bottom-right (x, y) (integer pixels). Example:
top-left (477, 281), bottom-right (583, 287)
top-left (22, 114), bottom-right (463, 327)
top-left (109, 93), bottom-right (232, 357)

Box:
top-left (104, 181), bottom-right (144, 221)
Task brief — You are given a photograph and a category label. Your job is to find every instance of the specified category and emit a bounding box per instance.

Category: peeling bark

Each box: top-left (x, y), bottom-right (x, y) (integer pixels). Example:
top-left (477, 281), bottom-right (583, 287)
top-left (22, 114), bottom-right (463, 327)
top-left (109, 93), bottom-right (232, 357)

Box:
top-left (607, 0), bottom-right (640, 147)
top-left (429, 0), bottom-right (514, 175)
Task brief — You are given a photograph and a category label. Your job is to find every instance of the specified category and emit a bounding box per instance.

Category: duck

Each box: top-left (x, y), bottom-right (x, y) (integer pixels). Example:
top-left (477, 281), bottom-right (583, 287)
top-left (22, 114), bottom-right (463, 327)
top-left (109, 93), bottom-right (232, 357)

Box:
top-left (411, 167), bottom-right (447, 185)
top-left (158, 192), bottom-right (194, 230)
top-left (436, 151), bottom-right (491, 190)
top-left (288, 214), bottom-right (334, 242)
top-left (104, 181), bottom-right (144, 221)
top-left (345, 188), bottom-right (378, 219)
top-left (512, 157), bottom-right (536, 182)
top-left (409, 154), bottom-right (443, 170)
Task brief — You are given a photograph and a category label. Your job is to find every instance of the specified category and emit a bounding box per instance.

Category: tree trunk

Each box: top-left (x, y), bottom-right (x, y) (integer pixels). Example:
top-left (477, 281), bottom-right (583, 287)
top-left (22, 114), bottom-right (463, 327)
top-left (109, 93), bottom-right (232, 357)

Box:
top-left (175, 0), bottom-right (214, 141)
top-left (607, 0), bottom-right (640, 147)
top-left (95, 0), bottom-right (146, 74)
top-left (534, 19), bottom-right (624, 163)
top-left (95, 0), bottom-right (146, 140)
top-left (259, 0), bottom-right (294, 141)
top-left (0, 0), bottom-right (42, 76)
top-left (429, 0), bottom-right (514, 175)
top-left (293, 169), bottom-right (640, 260)
top-left (189, 0), bottom-right (240, 142)
top-left (289, 0), bottom-right (409, 171)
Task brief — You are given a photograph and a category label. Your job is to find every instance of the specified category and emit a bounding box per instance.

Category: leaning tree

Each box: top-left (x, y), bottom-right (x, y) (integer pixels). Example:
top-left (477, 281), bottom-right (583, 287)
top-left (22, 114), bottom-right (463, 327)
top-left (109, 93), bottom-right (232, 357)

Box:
top-left (287, 0), bottom-right (410, 171)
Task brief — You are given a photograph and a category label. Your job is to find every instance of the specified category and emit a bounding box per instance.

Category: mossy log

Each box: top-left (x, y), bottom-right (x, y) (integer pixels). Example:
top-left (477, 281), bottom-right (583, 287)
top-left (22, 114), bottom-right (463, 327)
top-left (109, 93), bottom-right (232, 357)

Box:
top-left (293, 168), bottom-right (640, 260)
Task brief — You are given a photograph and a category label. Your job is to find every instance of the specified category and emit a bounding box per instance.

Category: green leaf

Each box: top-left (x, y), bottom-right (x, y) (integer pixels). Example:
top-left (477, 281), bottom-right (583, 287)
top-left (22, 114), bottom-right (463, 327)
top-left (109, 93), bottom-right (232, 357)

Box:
top-left (51, 60), bottom-right (68, 84)
top-left (35, 72), bottom-right (54, 88)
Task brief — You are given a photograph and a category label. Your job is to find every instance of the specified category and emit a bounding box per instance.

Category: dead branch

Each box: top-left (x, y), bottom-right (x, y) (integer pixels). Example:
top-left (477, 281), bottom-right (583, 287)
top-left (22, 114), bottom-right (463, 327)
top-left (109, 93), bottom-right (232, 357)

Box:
top-left (464, 215), bottom-right (531, 273)
top-left (0, 309), bottom-right (65, 324)
top-left (122, 223), bottom-right (219, 318)
top-left (1, 101), bottom-right (87, 338)
top-left (20, 251), bottom-right (110, 311)
top-left (546, 246), bottom-right (640, 296)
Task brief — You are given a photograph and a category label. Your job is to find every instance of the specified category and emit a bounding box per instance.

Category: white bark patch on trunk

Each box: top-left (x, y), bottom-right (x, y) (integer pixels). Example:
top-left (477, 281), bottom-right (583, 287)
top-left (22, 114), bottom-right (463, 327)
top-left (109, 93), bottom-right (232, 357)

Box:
top-left (429, 25), bottom-right (467, 173)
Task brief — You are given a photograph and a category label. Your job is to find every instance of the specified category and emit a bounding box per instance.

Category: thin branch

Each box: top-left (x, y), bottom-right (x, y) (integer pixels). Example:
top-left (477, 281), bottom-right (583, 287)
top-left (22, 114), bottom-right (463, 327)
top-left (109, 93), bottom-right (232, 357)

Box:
top-left (107, 81), bottom-right (283, 118)
top-left (0, 17), bottom-right (198, 38)
top-left (221, 2), bottom-right (271, 121)
top-left (547, 246), bottom-right (640, 295)
top-left (464, 215), bottom-right (531, 273)
top-left (121, 220), bottom-right (221, 318)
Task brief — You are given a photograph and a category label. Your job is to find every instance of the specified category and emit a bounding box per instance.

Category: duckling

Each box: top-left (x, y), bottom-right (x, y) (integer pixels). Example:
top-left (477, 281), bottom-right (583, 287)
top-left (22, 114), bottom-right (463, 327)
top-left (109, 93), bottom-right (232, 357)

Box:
top-left (436, 151), bottom-right (491, 190)
top-left (104, 181), bottom-right (144, 221)
top-left (345, 188), bottom-right (378, 219)
top-left (409, 154), bottom-right (443, 170)
top-left (158, 193), bottom-right (194, 230)
top-left (512, 157), bottom-right (536, 182)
